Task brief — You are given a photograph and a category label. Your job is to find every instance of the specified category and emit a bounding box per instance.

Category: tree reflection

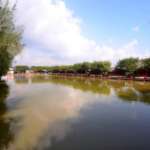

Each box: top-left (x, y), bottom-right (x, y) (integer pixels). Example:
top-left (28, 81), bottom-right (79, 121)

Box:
top-left (31, 76), bottom-right (111, 96)
top-left (1, 76), bottom-right (150, 149)
top-left (14, 75), bottom-right (150, 105)
top-left (133, 82), bottom-right (150, 104)
top-left (0, 81), bottom-right (12, 149)
top-left (117, 87), bottom-right (139, 101)
top-left (134, 82), bottom-right (150, 94)
top-left (108, 80), bottom-right (125, 89)
top-left (115, 82), bottom-right (150, 104)
top-left (14, 76), bottom-right (29, 84)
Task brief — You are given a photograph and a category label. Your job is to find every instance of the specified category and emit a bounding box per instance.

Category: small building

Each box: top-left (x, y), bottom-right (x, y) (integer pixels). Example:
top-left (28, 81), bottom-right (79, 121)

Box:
top-left (7, 68), bottom-right (14, 75)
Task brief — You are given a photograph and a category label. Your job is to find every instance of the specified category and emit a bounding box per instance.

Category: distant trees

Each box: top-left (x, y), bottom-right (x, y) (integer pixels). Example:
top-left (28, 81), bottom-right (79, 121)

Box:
top-left (135, 58), bottom-right (150, 76)
top-left (142, 58), bottom-right (150, 71)
top-left (90, 61), bottom-right (111, 75)
top-left (71, 61), bottom-right (111, 75)
top-left (72, 62), bottom-right (91, 74)
top-left (14, 57), bottom-right (150, 77)
top-left (0, 0), bottom-right (22, 78)
top-left (30, 61), bottom-right (112, 75)
top-left (115, 58), bottom-right (140, 76)
top-left (15, 66), bottom-right (29, 73)
top-left (31, 66), bottom-right (53, 73)
top-left (114, 57), bottom-right (150, 76)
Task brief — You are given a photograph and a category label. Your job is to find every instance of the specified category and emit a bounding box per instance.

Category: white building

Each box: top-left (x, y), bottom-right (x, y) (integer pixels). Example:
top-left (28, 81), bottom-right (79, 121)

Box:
top-left (7, 68), bottom-right (14, 75)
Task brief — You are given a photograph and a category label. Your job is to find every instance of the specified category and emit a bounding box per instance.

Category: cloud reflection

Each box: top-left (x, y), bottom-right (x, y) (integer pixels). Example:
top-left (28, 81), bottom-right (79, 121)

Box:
top-left (4, 82), bottom-right (104, 150)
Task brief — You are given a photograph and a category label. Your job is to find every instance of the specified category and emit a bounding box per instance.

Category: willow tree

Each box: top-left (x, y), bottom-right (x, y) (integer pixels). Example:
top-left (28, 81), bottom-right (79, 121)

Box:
top-left (0, 0), bottom-right (22, 78)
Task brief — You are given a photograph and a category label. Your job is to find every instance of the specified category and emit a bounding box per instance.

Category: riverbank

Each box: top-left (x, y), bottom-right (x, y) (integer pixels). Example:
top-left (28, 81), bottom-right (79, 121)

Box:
top-left (12, 73), bottom-right (150, 82)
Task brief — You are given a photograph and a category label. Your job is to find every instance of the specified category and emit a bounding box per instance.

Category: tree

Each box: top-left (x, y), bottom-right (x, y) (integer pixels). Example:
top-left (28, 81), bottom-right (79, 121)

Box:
top-left (115, 58), bottom-right (139, 76)
top-left (98, 61), bottom-right (111, 74)
top-left (15, 65), bottom-right (29, 73)
top-left (90, 61), bottom-right (111, 75)
top-left (0, 47), bottom-right (11, 77)
top-left (0, 0), bottom-right (22, 78)
top-left (72, 62), bottom-right (90, 74)
top-left (142, 58), bottom-right (150, 70)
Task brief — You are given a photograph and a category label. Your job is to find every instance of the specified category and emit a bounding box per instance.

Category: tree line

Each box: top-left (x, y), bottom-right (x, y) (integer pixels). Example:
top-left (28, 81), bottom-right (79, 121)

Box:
top-left (15, 57), bottom-right (150, 76)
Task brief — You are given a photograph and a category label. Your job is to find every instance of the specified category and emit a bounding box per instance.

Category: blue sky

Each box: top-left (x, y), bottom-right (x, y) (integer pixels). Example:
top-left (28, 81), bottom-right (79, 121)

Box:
top-left (65, 0), bottom-right (150, 45)
top-left (14, 0), bottom-right (150, 66)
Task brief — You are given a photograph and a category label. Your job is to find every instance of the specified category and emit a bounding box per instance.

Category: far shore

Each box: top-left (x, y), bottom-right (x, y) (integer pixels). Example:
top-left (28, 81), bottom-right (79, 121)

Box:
top-left (6, 72), bottom-right (150, 82)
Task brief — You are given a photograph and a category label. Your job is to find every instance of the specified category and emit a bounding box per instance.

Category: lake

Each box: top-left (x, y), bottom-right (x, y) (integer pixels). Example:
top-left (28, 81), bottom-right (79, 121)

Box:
top-left (0, 75), bottom-right (150, 150)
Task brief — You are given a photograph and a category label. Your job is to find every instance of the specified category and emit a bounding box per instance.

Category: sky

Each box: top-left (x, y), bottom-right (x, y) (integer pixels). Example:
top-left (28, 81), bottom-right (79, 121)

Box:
top-left (12, 0), bottom-right (150, 66)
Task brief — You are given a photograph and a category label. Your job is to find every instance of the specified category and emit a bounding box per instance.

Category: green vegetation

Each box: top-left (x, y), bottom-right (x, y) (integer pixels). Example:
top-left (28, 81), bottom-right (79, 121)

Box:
top-left (0, 0), bottom-right (22, 78)
top-left (139, 58), bottom-right (150, 76)
top-left (30, 61), bottom-right (111, 75)
top-left (15, 65), bottom-right (29, 73)
top-left (90, 61), bottom-right (111, 75)
top-left (21, 57), bottom-right (149, 77)
top-left (115, 58), bottom-right (140, 76)
top-left (72, 62), bottom-right (90, 74)
top-left (14, 57), bottom-right (150, 77)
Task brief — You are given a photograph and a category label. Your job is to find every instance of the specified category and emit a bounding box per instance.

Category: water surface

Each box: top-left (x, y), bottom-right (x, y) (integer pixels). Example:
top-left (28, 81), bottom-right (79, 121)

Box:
top-left (0, 75), bottom-right (150, 150)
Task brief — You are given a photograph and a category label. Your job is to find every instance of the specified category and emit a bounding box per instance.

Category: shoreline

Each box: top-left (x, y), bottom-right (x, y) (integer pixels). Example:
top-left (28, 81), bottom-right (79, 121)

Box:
top-left (11, 73), bottom-right (150, 82)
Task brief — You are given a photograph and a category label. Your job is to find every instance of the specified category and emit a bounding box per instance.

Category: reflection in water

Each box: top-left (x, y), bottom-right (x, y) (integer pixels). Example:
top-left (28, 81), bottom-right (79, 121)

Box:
top-left (0, 76), bottom-right (150, 150)
top-left (0, 81), bottom-right (12, 149)
top-left (32, 76), bottom-right (111, 95)
top-left (116, 82), bottom-right (150, 104)
top-left (31, 75), bottom-right (150, 104)
top-left (4, 78), bottom-right (107, 150)
top-left (0, 82), bottom-right (9, 115)
top-left (117, 87), bottom-right (139, 101)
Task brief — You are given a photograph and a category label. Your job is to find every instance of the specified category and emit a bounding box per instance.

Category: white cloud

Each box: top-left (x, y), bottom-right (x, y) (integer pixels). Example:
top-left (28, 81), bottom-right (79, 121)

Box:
top-left (12, 0), bottom-right (149, 66)
top-left (132, 25), bottom-right (140, 32)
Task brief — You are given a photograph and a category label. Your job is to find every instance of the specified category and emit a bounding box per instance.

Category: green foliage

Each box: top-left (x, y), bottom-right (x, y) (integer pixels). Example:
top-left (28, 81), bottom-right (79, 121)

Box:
top-left (115, 58), bottom-right (139, 76)
top-left (72, 62), bottom-right (91, 73)
top-left (0, 0), bottom-right (22, 77)
top-left (142, 58), bottom-right (150, 70)
top-left (15, 65), bottom-right (29, 73)
top-left (90, 61), bottom-right (111, 74)
top-left (0, 48), bottom-right (11, 77)
top-left (31, 61), bottom-right (111, 75)
top-left (17, 58), bottom-right (150, 76)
